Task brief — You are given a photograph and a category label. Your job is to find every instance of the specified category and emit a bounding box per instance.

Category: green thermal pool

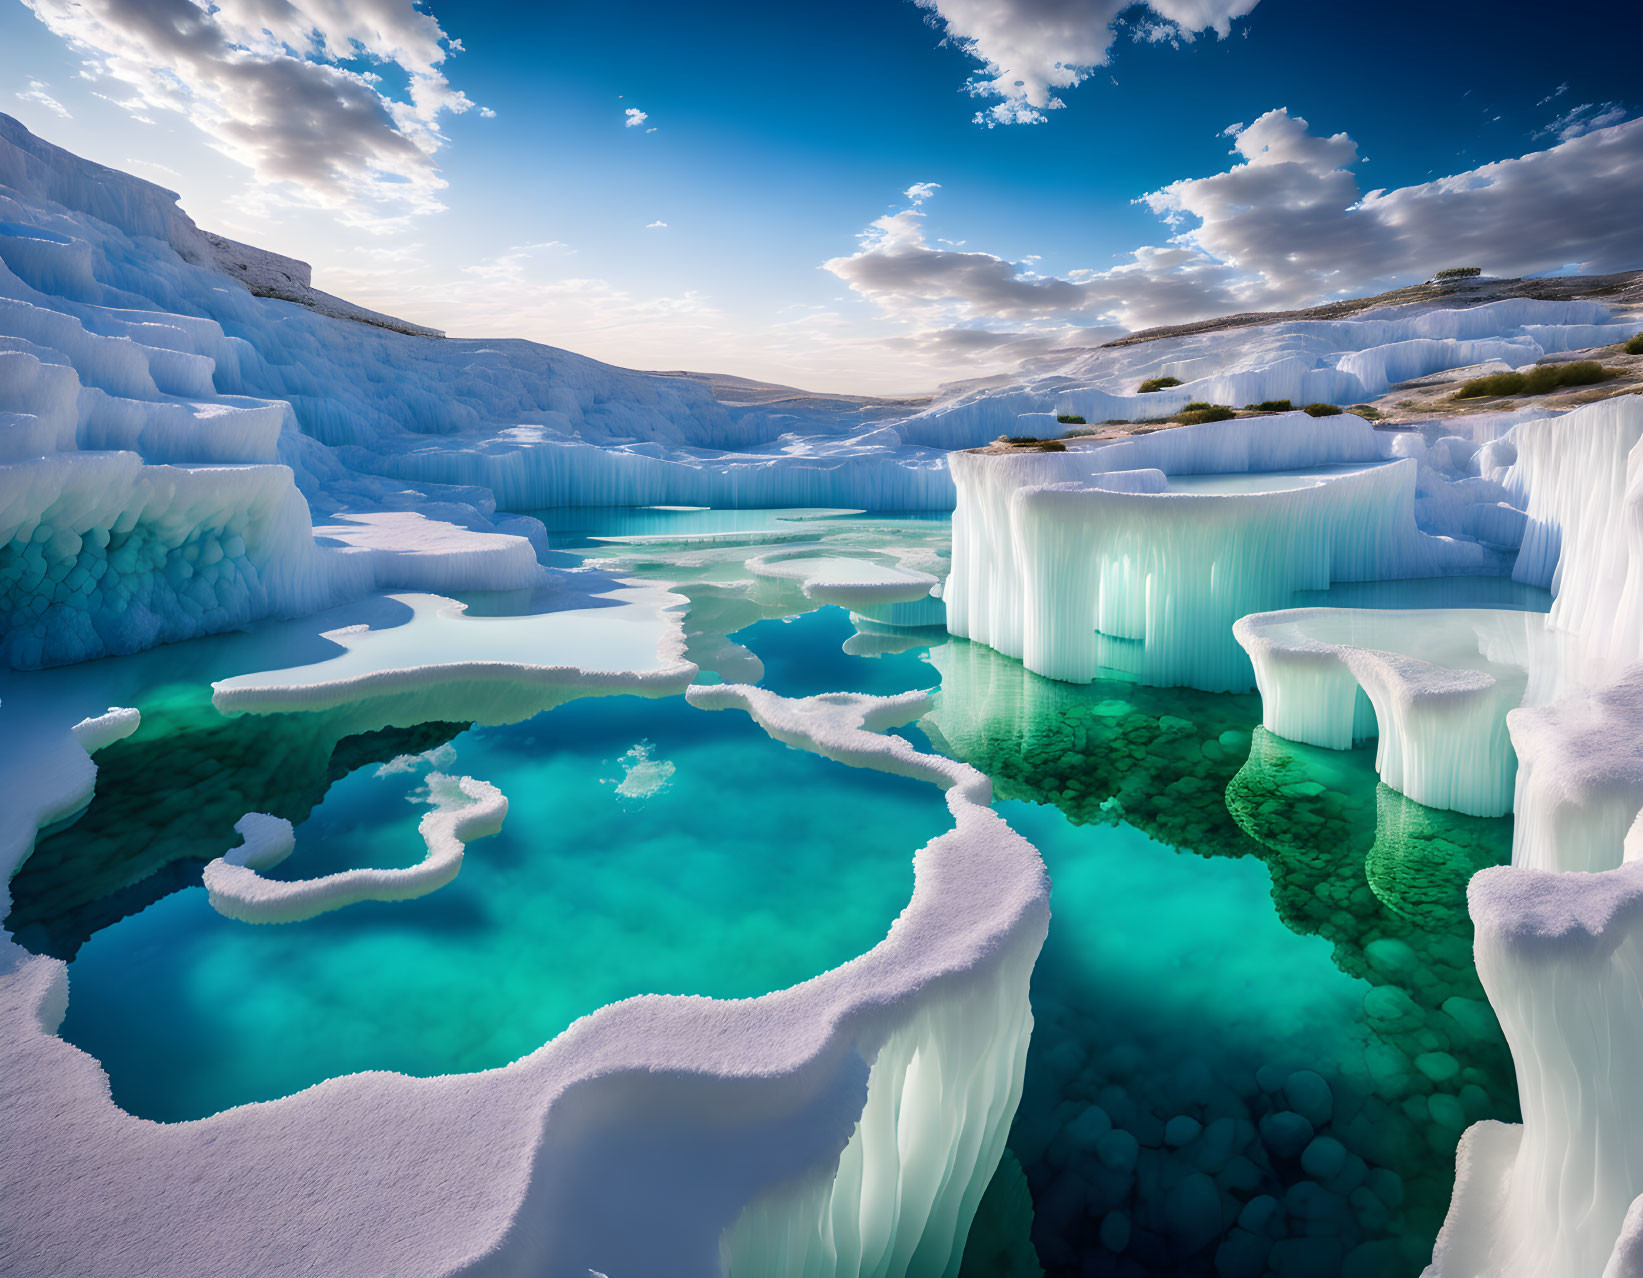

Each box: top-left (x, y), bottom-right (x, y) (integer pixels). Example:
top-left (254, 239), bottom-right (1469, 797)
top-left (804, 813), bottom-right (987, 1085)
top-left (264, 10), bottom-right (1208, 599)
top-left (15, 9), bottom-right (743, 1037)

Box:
top-left (6, 510), bottom-right (1541, 1278)
top-left (29, 691), bottom-right (949, 1121)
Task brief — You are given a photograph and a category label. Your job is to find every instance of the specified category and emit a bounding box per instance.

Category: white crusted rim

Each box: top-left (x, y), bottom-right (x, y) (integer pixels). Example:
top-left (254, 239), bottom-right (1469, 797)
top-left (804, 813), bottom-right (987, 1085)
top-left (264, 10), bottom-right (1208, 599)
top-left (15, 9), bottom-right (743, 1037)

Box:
top-left (211, 588), bottom-right (698, 715)
top-left (203, 777), bottom-right (508, 924)
top-left (744, 545), bottom-right (939, 608)
top-left (1, 682), bottom-right (1049, 1278)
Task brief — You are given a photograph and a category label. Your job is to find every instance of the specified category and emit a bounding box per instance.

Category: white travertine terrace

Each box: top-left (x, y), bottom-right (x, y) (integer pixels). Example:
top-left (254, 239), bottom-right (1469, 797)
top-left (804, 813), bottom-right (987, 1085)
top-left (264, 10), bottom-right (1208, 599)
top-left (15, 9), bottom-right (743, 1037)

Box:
top-left (209, 586), bottom-right (697, 720)
top-left (0, 112), bottom-right (954, 670)
top-left (746, 545), bottom-right (940, 609)
top-left (1205, 397), bottom-right (1643, 1278)
top-left (8, 104), bottom-right (1643, 1278)
top-left (203, 776), bottom-right (508, 924)
top-left (1233, 607), bottom-right (1549, 817)
top-left (892, 297), bottom-right (1628, 449)
top-left (946, 414), bottom-right (1494, 691)
top-left (0, 670), bottom-right (1047, 1278)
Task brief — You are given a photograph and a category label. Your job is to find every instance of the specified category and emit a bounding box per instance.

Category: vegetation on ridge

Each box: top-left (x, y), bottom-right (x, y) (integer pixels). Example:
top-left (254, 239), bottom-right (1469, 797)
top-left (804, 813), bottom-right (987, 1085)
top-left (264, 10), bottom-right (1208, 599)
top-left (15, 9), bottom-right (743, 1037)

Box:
top-left (1453, 360), bottom-right (1616, 400)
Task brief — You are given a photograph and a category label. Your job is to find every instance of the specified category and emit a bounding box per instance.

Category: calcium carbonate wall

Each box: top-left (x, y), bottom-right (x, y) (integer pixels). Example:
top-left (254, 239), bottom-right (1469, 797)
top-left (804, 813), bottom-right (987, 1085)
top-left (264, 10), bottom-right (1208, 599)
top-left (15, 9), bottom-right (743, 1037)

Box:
top-left (946, 414), bottom-right (1494, 692)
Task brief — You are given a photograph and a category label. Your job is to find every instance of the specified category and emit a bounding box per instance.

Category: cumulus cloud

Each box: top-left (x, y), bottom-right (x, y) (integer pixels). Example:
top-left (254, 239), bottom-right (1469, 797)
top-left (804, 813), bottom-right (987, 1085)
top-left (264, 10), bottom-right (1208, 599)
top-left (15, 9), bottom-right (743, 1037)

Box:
top-left (21, 0), bottom-right (479, 225)
top-left (16, 79), bottom-right (71, 119)
top-left (827, 109), bottom-right (1643, 353)
top-left (1354, 117), bottom-right (1643, 281)
top-left (1139, 107), bottom-right (1368, 304)
top-left (904, 181), bottom-right (941, 204)
top-left (913, 0), bottom-right (1260, 125)
top-left (824, 201), bottom-right (1092, 323)
top-left (625, 107), bottom-right (649, 128)
top-left (824, 184), bottom-right (1237, 333)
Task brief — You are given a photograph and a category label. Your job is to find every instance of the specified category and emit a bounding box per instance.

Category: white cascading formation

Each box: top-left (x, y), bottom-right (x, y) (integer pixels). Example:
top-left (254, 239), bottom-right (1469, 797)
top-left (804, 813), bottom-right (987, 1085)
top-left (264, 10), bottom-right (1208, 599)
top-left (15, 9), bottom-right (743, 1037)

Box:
top-left (0, 112), bottom-right (955, 670)
top-left (1425, 395), bottom-right (1643, 1278)
top-left (723, 929), bottom-right (1038, 1278)
top-left (946, 413), bottom-right (1494, 692)
top-left (1233, 607), bottom-right (1549, 817)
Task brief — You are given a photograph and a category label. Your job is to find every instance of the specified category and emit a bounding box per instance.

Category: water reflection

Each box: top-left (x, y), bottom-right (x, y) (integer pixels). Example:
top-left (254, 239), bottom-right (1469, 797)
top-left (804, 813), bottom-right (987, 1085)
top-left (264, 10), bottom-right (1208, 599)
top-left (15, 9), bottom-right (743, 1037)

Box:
top-left (923, 640), bottom-right (1516, 1278)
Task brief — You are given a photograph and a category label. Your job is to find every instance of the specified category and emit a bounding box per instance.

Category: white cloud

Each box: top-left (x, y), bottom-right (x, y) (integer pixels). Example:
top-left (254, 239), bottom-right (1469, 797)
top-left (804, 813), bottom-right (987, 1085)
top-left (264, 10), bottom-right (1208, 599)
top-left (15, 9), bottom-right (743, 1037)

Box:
top-left (625, 107), bottom-right (649, 128)
top-left (904, 181), bottom-right (941, 204)
top-left (827, 108), bottom-right (1643, 347)
top-left (824, 184), bottom-right (1227, 331)
top-left (21, 0), bottom-right (480, 226)
top-left (825, 186), bottom-right (1099, 324)
top-left (646, 220), bottom-right (668, 229)
top-left (913, 0), bottom-right (1261, 125)
top-left (1536, 101), bottom-right (1632, 142)
top-left (17, 78), bottom-right (72, 119)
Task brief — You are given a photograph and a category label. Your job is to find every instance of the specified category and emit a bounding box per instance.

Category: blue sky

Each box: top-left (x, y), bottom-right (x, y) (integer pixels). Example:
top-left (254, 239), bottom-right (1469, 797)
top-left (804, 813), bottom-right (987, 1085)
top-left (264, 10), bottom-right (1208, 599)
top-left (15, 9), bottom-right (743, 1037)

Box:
top-left (4, 0), bottom-right (1641, 393)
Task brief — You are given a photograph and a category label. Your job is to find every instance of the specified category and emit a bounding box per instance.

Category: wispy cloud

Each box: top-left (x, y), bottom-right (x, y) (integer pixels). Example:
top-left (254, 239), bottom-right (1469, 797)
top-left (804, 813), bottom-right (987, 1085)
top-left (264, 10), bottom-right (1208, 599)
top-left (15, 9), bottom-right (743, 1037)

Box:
top-left (1535, 101), bottom-right (1632, 142)
top-left (16, 78), bottom-right (71, 119)
top-left (646, 220), bottom-right (668, 229)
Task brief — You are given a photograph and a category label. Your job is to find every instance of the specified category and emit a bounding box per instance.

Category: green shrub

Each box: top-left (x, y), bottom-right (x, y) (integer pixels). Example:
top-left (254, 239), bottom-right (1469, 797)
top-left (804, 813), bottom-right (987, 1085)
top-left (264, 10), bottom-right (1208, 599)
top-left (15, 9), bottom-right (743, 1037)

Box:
top-left (1454, 360), bottom-right (1616, 400)
top-left (998, 435), bottom-right (1065, 451)
top-left (1432, 266), bottom-right (1482, 281)
top-left (1350, 404), bottom-right (1383, 419)
top-left (1138, 376), bottom-right (1182, 393)
top-left (1176, 404), bottom-right (1237, 425)
top-left (1303, 403), bottom-right (1343, 417)
top-left (1454, 372), bottom-right (1525, 398)
top-left (1056, 414), bottom-right (1086, 424)
top-left (1243, 399), bottom-right (1294, 412)
top-left (1626, 334), bottom-right (1643, 355)
top-left (1529, 361), bottom-right (1613, 392)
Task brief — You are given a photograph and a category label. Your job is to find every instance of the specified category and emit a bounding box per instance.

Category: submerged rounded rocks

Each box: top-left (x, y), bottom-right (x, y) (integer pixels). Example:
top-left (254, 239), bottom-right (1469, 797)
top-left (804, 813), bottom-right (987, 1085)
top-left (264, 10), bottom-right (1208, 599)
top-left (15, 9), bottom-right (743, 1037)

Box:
top-left (923, 639), bottom-right (1518, 1278)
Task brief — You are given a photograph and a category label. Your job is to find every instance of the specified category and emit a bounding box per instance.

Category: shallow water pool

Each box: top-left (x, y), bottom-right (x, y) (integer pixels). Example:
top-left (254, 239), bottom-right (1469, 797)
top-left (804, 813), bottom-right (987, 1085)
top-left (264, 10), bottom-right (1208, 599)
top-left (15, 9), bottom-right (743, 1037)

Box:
top-left (46, 692), bottom-right (949, 1122)
top-left (732, 606), bottom-right (940, 699)
top-left (926, 641), bottom-right (1517, 1278)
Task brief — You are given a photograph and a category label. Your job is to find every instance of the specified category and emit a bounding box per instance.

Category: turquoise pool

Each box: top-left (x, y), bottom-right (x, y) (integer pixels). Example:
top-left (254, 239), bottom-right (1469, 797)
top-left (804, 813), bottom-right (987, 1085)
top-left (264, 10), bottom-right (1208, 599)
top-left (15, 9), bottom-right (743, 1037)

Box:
top-left (44, 692), bottom-right (949, 1121)
top-left (12, 512), bottom-right (1529, 1278)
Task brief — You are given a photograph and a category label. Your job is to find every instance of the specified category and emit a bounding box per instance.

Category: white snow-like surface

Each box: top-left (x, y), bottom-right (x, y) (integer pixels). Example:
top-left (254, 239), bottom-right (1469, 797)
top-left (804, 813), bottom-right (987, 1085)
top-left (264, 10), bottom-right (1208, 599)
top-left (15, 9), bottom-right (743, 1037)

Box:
top-left (6, 108), bottom-right (1639, 669)
top-left (1233, 607), bottom-right (1547, 816)
top-left (7, 107), bottom-right (1643, 1278)
top-left (0, 112), bottom-right (952, 666)
top-left (946, 416), bottom-right (1496, 691)
top-left (0, 670), bottom-right (1047, 1278)
top-left (895, 298), bottom-right (1628, 449)
top-left (1195, 397), bottom-right (1643, 1278)
top-left (203, 775), bottom-right (507, 924)
top-left (747, 545), bottom-right (940, 609)
top-left (210, 586), bottom-right (693, 715)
